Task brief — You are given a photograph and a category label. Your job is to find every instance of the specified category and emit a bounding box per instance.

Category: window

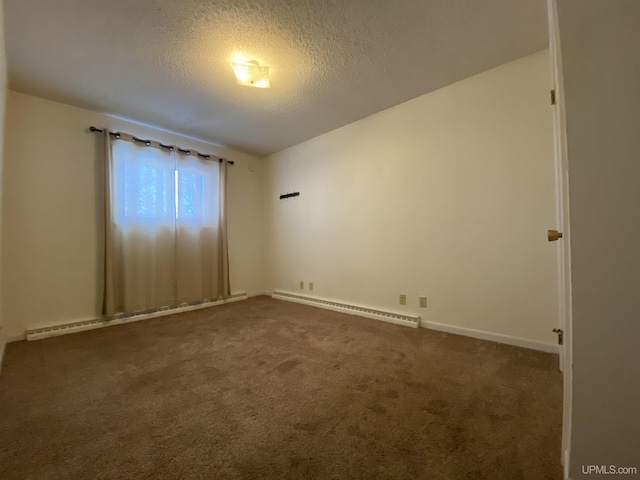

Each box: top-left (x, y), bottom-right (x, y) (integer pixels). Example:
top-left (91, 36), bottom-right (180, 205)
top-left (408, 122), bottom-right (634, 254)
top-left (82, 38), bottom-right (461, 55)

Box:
top-left (122, 162), bottom-right (173, 220)
top-left (178, 171), bottom-right (205, 219)
top-left (112, 140), bottom-right (219, 229)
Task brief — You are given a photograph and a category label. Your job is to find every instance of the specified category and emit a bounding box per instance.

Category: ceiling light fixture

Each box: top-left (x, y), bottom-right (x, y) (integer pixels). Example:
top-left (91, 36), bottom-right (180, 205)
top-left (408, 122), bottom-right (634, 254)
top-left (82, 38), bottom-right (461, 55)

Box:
top-left (231, 60), bottom-right (270, 88)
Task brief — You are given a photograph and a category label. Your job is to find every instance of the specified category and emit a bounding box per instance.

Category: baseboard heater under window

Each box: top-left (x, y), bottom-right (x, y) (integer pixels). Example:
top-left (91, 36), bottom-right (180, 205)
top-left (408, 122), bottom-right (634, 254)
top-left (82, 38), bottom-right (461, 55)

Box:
top-left (271, 291), bottom-right (420, 328)
top-left (26, 292), bottom-right (248, 341)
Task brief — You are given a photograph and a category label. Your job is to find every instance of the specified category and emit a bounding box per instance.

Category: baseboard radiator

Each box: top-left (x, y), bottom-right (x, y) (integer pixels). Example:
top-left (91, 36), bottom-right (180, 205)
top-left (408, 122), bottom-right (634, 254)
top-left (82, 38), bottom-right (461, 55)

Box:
top-left (271, 291), bottom-right (420, 329)
top-left (26, 292), bottom-right (248, 341)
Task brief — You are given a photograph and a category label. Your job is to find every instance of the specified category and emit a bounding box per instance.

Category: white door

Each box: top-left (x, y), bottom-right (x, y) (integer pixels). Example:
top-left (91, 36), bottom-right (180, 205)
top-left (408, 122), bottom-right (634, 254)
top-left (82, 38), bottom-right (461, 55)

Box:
top-left (547, 1), bottom-right (573, 478)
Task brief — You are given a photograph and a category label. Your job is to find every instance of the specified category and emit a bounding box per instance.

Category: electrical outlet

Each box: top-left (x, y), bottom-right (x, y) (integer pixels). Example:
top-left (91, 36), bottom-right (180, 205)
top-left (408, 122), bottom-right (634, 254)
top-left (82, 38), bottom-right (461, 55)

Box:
top-left (309, 282), bottom-right (314, 291)
top-left (419, 296), bottom-right (427, 308)
top-left (300, 281), bottom-right (304, 289)
top-left (399, 294), bottom-right (407, 305)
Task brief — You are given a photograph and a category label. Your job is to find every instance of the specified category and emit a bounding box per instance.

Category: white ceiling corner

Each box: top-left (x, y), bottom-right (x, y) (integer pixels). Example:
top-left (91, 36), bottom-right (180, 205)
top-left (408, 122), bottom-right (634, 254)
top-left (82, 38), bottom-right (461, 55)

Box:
top-left (4, 0), bottom-right (548, 157)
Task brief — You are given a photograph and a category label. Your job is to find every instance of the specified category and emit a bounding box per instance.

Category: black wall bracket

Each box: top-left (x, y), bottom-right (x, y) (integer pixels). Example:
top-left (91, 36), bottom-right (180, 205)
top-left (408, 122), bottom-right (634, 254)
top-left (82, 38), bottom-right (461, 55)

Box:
top-left (279, 192), bottom-right (300, 200)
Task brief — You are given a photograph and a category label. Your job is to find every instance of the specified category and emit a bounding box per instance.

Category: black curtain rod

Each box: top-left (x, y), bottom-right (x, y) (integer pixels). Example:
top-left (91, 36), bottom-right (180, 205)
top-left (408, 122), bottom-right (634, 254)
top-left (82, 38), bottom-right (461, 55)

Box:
top-left (89, 126), bottom-right (234, 165)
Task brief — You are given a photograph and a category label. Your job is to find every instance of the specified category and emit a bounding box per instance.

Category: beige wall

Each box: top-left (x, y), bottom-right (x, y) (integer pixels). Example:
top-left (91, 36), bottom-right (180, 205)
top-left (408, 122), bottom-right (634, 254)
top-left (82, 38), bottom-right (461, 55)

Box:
top-left (0, 1), bottom-right (8, 349)
top-left (263, 50), bottom-right (559, 348)
top-left (556, 1), bottom-right (640, 476)
top-left (1, 92), bottom-right (266, 338)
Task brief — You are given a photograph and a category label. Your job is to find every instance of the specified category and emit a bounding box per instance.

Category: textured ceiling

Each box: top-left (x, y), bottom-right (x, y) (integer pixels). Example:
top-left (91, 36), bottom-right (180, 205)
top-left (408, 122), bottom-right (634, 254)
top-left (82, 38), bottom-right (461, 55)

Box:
top-left (5, 0), bottom-right (548, 157)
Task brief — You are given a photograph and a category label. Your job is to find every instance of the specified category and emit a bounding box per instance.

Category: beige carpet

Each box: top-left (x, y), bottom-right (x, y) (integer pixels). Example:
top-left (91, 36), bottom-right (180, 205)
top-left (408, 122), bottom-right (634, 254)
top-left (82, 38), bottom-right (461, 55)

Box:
top-left (0, 296), bottom-right (562, 479)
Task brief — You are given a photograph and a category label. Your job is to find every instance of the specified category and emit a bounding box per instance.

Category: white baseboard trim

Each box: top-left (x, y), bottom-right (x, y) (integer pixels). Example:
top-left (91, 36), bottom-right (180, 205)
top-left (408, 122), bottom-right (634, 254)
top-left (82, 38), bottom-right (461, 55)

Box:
top-left (26, 292), bottom-right (248, 341)
top-left (248, 291), bottom-right (272, 298)
top-left (7, 333), bottom-right (26, 343)
top-left (423, 320), bottom-right (559, 354)
top-left (272, 291), bottom-right (420, 329)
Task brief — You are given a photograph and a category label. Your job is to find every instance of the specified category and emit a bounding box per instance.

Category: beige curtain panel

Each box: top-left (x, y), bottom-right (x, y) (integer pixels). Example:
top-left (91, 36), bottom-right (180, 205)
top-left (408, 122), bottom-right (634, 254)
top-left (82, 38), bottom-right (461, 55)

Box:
top-left (102, 130), bottom-right (230, 317)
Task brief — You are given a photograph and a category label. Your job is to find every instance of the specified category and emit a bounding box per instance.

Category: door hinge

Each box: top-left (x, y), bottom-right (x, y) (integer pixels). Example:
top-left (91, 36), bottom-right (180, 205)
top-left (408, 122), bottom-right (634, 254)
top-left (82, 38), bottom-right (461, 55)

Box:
top-left (552, 328), bottom-right (564, 345)
top-left (550, 89), bottom-right (556, 105)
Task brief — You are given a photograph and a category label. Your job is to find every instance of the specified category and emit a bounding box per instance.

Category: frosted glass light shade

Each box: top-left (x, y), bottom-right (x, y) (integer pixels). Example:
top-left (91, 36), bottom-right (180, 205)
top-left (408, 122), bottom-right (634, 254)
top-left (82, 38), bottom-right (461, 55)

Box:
top-left (231, 60), bottom-right (271, 88)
